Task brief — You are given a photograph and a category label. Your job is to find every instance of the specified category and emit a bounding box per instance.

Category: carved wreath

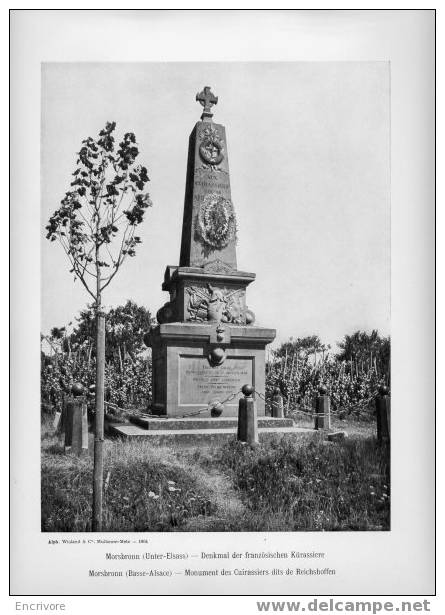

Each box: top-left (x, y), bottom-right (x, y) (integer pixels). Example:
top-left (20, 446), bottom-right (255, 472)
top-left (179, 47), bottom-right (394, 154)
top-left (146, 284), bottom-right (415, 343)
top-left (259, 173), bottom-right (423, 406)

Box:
top-left (199, 126), bottom-right (225, 166)
top-left (196, 193), bottom-right (237, 249)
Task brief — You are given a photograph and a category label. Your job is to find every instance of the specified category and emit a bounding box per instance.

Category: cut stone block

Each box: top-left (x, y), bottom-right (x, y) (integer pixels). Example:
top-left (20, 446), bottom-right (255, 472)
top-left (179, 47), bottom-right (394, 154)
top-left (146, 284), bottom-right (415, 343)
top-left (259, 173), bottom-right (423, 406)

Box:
top-left (108, 422), bottom-right (315, 446)
top-left (129, 415), bottom-right (293, 431)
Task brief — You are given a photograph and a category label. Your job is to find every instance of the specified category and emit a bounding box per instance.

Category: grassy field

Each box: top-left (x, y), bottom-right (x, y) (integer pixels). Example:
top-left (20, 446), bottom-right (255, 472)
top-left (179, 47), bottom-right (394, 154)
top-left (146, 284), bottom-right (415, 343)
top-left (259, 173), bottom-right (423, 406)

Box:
top-left (41, 417), bottom-right (390, 532)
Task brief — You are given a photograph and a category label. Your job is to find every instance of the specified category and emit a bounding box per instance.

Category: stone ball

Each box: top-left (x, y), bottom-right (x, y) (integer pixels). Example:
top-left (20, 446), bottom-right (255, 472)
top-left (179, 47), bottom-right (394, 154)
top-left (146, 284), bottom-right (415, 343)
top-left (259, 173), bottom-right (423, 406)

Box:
top-left (245, 309), bottom-right (256, 325)
top-left (210, 347), bottom-right (225, 364)
top-left (210, 403), bottom-right (224, 418)
top-left (242, 384), bottom-right (254, 397)
top-left (71, 382), bottom-right (84, 397)
top-left (273, 387), bottom-right (282, 396)
top-left (318, 384), bottom-right (328, 395)
top-left (378, 385), bottom-right (390, 396)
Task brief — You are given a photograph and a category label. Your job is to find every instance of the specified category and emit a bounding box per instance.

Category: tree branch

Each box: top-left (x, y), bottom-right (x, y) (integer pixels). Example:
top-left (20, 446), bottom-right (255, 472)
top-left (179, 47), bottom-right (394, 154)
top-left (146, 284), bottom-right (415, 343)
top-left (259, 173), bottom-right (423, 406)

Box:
top-left (100, 224), bottom-right (135, 291)
top-left (56, 232), bottom-right (96, 301)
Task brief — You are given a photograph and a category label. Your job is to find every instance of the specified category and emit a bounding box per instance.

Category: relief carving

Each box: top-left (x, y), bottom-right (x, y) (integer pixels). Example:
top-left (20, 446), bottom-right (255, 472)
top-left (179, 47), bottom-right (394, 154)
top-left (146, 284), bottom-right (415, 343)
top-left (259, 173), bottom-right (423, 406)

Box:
top-left (195, 193), bottom-right (237, 250)
top-left (186, 283), bottom-right (244, 324)
top-left (196, 125), bottom-right (228, 175)
top-left (216, 324), bottom-right (226, 342)
top-left (199, 125), bottom-right (224, 166)
top-left (203, 259), bottom-right (234, 274)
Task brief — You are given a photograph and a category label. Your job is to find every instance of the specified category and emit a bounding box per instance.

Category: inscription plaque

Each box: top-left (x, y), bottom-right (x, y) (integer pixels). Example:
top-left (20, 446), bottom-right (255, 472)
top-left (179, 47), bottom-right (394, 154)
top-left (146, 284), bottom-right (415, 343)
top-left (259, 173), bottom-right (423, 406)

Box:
top-left (179, 356), bottom-right (253, 406)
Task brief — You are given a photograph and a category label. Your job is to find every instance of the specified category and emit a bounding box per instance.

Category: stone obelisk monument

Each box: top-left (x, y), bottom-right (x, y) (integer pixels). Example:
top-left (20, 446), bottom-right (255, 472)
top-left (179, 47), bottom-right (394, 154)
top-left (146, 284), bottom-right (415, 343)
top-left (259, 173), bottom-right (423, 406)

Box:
top-left (146, 87), bottom-right (276, 417)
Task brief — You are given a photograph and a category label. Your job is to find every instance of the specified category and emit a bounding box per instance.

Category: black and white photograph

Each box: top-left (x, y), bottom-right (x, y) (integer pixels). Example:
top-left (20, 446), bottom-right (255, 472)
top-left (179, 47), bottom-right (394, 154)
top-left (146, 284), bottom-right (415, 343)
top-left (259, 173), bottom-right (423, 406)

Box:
top-left (10, 9), bottom-right (435, 598)
top-left (40, 62), bottom-right (390, 534)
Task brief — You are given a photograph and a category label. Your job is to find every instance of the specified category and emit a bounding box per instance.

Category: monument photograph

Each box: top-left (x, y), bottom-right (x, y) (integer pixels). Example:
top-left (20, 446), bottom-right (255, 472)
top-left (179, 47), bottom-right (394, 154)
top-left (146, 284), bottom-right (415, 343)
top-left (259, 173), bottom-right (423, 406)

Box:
top-left (40, 62), bottom-right (390, 534)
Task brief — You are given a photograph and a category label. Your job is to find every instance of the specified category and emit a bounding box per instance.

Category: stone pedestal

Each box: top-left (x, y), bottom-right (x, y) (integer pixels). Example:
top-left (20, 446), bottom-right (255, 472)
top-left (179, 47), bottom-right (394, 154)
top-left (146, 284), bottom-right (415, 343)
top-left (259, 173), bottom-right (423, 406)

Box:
top-left (148, 322), bottom-right (274, 417)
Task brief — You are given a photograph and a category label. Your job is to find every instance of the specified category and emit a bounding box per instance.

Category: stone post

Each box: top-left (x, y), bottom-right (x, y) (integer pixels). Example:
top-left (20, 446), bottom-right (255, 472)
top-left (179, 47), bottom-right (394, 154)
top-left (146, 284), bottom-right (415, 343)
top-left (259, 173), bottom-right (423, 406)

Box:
top-left (53, 393), bottom-right (64, 433)
top-left (237, 385), bottom-right (259, 445)
top-left (53, 410), bottom-right (62, 433)
top-left (57, 393), bottom-right (66, 434)
top-left (315, 385), bottom-right (331, 431)
top-left (375, 385), bottom-right (390, 443)
top-left (271, 388), bottom-right (284, 418)
top-left (64, 385), bottom-right (88, 456)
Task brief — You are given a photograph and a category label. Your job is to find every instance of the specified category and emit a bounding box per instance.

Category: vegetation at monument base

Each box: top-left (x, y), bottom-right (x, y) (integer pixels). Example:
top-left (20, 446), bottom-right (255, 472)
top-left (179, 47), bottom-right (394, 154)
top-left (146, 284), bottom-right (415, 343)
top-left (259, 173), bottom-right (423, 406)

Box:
top-left (41, 421), bottom-right (389, 532)
top-left (265, 331), bottom-right (389, 418)
top-left (41, 301), bottom-right (154, 412)
top-left (42, 302), bottom-right (390, 420)
top-left (41, 303), bottom-right (390, 531)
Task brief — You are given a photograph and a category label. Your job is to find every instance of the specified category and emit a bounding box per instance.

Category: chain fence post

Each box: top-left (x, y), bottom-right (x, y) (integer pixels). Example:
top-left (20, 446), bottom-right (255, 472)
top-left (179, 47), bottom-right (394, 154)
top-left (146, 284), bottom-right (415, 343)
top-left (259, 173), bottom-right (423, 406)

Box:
top-left (315, 385), bottom-right (331, 431)
top-left (53, 392), bottom-right (64, 433)
top-left (64, 386), bottom-right (89, 456)
top-left (237, 385), bottom-right (259, 445)
top-left (375, 385), bottom-right (390, 443)
top-left (271, 388), bottom-right (284, 418)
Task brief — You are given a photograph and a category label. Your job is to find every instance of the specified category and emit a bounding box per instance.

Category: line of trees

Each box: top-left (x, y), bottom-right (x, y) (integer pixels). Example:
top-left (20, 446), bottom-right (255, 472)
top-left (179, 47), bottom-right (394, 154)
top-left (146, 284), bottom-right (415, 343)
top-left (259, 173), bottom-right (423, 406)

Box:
top-left (41, 300), bottom-right (154, 411)
top-left (266, 331), bottom-right (390, 417)
top-left (272, 331), bottom-right (390, 377)
top-left (42, 307), bottom-right (390, 420)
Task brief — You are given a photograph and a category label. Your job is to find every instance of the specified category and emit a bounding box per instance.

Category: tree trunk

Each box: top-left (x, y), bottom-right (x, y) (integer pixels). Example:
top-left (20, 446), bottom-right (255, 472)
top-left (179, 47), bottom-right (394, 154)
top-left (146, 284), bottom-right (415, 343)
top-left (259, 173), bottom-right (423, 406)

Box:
top-left (92, 267), bottom-right (105, 531)
top-left (286, 352), bottom-right (296, 414)
top-left (118, 345), bottom-right (123, 373)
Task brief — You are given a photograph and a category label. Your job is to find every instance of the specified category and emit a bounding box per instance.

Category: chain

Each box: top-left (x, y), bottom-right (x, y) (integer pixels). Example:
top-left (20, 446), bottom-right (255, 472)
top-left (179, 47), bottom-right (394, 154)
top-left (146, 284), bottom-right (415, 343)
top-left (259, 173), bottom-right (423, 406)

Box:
top-left (104, 401), bottom-right (119, 411)
top-left (249, 388), bottom-right (375, 419)
top-left (252, 389), bottom-right (267, 402)
top-left (250, 388), bottom-right (329, 418)
top-left (136, 388), bottom-right (375, 421)
top-left (179, 388), bottom-right (243, 418)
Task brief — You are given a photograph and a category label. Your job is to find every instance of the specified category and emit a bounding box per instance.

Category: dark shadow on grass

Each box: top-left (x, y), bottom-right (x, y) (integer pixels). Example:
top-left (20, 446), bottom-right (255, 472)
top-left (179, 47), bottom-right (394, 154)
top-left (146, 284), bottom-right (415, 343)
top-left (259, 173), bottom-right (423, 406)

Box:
top-left (44, 443), bottom-right (65, 455)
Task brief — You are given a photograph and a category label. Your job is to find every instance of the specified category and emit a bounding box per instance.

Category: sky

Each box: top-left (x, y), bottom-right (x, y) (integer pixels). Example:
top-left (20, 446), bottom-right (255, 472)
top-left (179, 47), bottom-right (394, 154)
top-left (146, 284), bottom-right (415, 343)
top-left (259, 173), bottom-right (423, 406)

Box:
top-left (41, 62), bottom-right (390, 349)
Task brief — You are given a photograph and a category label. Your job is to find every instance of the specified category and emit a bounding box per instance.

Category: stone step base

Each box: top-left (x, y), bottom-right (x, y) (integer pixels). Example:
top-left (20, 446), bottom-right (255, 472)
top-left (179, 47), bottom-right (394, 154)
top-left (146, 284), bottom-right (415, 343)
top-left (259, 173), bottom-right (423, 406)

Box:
top-left (128, 415), bottom-right (294, 431)
top-left (108, 423), bottom-right (315, 445)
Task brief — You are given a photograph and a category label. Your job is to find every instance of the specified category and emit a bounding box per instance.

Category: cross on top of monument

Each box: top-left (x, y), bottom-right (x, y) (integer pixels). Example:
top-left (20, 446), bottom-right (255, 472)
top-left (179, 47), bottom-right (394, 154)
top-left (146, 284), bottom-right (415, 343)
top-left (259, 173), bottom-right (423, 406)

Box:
top-left (196, 86), bottom-right (218, 121)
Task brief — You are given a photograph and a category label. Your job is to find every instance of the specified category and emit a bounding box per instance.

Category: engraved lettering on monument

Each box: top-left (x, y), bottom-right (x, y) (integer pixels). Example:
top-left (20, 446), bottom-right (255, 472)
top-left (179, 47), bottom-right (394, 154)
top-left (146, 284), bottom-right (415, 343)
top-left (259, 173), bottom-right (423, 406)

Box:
top-left (179, 356), bottom-right (253, 406)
